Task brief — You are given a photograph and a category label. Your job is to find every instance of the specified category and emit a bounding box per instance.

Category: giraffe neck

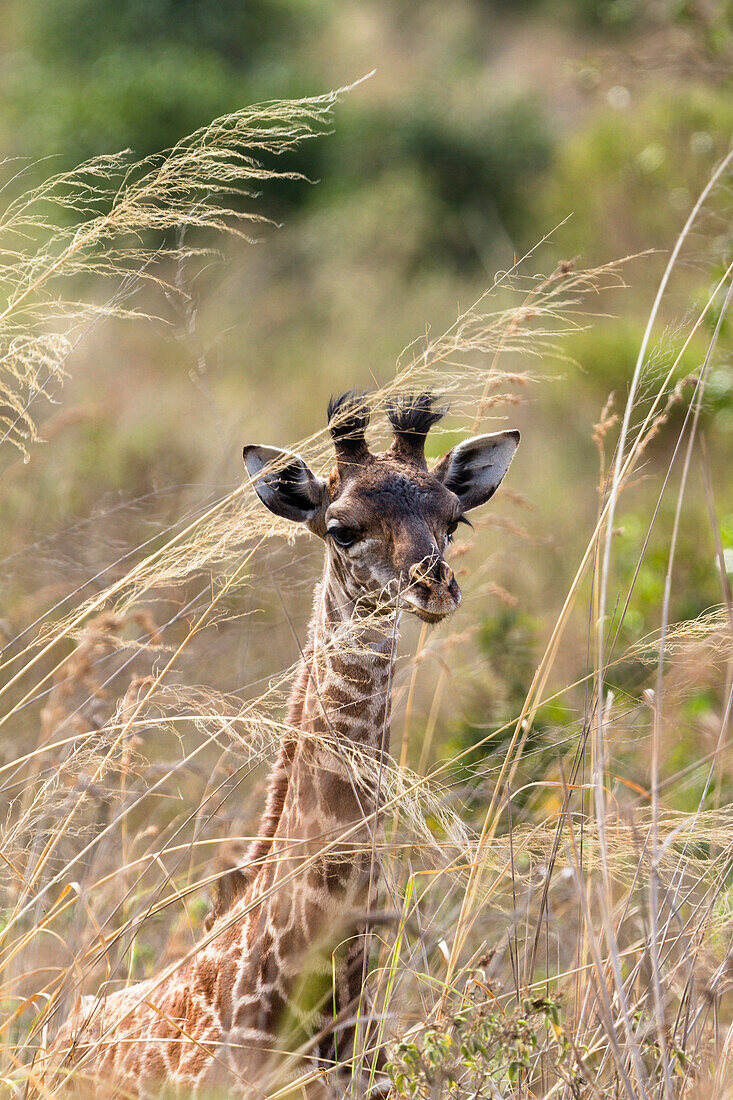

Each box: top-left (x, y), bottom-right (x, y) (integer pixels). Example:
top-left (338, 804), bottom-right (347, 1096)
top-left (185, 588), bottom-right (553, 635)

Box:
top-left (216, 564), bottom-right (399, 929)
top-left (200, 566), bottom-right (400, 1068)
top-left (243, 562), bottom-right (399, 884)
top-left (273, 566), bottom-right (398, 852)
top-left (235, 568), bottom-right (396, 939)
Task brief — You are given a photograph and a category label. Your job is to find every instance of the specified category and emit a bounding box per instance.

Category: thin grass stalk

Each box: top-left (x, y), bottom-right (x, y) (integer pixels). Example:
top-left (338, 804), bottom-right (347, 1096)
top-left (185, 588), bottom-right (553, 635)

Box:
top-left (645, 279), bottom-right (733, 1097)
top-left (593, 146), bottom-right (733, 956)
top-left (561, 776), bottom-right (640, 1099)
top-left (586, 158), bottom-right (733, 1100)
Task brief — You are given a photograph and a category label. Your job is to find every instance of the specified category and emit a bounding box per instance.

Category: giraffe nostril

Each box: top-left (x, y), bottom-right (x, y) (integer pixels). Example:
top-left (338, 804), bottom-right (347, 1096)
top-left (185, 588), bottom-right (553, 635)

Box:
top-left (408, 562), bottom-right (428, 587)
top-left (409, 559), bottom-right (453, 590)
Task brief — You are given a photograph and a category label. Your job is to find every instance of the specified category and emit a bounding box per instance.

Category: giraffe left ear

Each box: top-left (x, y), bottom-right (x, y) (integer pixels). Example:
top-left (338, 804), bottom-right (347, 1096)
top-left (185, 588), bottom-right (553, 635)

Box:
top-left (243, 445), bottom-right (327, 524)
top-left (432, 430), bottom-right (520, 512)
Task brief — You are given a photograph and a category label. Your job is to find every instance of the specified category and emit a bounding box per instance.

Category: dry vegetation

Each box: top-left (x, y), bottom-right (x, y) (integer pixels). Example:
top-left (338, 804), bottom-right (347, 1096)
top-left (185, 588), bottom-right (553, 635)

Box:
top-left (1, 91), bottom-right (733, 1099)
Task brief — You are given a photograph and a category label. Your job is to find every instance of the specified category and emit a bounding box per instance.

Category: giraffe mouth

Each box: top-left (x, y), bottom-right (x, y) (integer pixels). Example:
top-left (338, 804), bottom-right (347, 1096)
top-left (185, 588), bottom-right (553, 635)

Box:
top-left (401, 583), bottom-right (461, 623)
top-left (410, 605), bottom-right (451, 623)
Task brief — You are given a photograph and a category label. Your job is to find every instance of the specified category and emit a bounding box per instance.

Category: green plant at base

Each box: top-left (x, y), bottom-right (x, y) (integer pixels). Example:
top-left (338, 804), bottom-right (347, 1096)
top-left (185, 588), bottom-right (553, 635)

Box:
top-left (385, 987), bottom-right (581, 1098)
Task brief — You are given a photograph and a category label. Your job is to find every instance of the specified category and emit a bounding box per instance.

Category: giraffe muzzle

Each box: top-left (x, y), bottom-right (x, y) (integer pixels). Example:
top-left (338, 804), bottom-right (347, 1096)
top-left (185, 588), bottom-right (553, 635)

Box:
top-left (404, 557), bottom-right (460, 622)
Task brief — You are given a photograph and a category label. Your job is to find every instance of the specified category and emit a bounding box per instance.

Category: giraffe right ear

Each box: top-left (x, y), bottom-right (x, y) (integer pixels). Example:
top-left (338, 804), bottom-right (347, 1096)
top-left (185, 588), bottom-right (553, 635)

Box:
top-left (432, 430), bottom-right (520, 512)
top-left (243, 445), bottom-right (327, 524)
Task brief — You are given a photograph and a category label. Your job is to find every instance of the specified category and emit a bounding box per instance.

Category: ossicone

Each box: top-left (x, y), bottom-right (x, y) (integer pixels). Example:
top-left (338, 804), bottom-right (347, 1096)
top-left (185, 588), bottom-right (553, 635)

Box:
top-left (387, 391), bottom-right (448, 466)
top-left (327, 390), bottom-right (372, 473)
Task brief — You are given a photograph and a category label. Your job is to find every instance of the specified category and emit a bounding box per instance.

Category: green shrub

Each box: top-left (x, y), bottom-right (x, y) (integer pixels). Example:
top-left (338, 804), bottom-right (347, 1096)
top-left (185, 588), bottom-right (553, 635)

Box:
top-left (534, 86), bottom-right (733, 258)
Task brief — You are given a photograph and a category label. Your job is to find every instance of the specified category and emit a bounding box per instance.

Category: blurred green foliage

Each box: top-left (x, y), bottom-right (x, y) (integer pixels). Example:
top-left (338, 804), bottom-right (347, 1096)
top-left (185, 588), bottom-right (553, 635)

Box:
top-left (536, 85), bottom-right (733, 257)
top-left (311, 97), bottom-right (553, 258)
top-left (3, 0), bottom-right (555, 262)
top-left (5, 0), bottom-right (318, 160)
top-left (3, 0), bottom-right (732, 271)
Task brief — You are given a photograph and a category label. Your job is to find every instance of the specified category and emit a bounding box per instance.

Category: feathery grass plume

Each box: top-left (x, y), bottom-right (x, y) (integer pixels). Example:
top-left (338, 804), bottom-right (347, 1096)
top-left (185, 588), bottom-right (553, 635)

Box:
top-left (627, 605), bottom-right (733, 663)
top-left (0, 87), bottom-right (360, 457)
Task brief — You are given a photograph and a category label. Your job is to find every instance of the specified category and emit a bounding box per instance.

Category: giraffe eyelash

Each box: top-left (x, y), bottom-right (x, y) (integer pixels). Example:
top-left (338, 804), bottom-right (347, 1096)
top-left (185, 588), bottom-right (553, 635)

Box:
top-left (446, 516), bottom-right (471, 544)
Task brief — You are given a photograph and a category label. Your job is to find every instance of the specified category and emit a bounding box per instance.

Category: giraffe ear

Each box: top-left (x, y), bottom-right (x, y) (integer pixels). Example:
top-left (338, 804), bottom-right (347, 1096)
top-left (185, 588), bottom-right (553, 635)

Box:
top-left (243, 445), bottom-right (327, 524)
top-left (432, 430), bottom-right (520, 512)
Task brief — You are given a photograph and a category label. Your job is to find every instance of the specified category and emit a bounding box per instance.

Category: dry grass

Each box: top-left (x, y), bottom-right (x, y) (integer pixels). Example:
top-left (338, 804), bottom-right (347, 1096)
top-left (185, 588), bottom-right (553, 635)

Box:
top-left (1, 94), bottom-right (733, 1099)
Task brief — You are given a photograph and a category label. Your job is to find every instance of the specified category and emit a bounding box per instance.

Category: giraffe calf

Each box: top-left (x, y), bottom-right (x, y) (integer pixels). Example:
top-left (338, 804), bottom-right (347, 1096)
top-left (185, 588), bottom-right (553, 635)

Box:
top-left (47, 391), bottom-right (520, 1098)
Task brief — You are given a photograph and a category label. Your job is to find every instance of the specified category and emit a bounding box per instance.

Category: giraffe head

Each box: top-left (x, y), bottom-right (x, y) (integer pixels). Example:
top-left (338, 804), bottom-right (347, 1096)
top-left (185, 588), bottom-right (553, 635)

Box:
top-left (243, 392), bottom-right (519, 623)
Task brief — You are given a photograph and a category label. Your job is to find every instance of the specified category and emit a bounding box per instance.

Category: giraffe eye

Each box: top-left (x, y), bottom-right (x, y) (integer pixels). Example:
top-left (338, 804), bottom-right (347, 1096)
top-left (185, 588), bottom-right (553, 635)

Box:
top-left (446, 517), bottom-right (470, 544)
top-left (328, 525), bottom-right (359, 548)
